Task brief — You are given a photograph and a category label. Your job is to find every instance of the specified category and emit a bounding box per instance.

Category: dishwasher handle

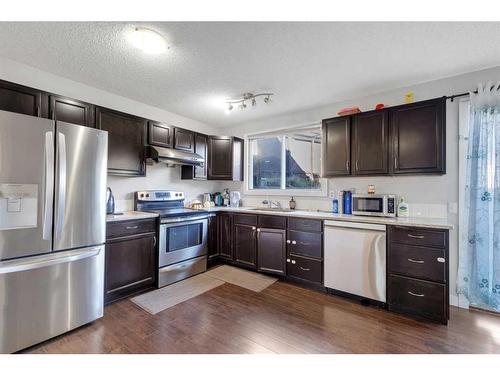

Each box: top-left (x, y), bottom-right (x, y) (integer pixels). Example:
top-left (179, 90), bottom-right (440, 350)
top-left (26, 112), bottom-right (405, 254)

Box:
top-left (324, 220), bottom-right (386, 232)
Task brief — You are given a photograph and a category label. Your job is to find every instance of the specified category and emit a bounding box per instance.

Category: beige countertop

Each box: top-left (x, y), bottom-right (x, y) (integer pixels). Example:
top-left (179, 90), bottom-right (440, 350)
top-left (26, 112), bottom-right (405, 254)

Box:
top-left (205, 206), bottom-right (454, 230)
top-left (106, 211), bottom-right (159, 223)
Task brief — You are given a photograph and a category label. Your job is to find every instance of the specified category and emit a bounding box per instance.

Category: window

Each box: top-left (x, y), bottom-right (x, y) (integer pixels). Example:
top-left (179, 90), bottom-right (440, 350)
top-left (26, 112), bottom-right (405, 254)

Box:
top-left (248, 126), bottom-right (324, 194)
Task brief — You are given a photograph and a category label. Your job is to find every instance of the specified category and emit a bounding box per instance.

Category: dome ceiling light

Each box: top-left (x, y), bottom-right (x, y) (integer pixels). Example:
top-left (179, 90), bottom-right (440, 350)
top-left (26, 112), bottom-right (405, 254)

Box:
top-left (225, 92), bottom-right (274, 114)
top-left (129, 27), bottom-right (168, 55)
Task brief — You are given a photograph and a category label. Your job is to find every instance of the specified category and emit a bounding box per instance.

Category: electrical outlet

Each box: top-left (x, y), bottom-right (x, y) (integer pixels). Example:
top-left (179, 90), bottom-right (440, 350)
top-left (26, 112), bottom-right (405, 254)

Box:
top-left (329, 191), bottom-right (335, 198)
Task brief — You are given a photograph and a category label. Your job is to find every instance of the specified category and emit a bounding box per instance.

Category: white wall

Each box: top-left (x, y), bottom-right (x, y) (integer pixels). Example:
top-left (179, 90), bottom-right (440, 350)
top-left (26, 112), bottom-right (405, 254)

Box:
top-left (0, 56), bottom-right (223, 209)
top-left (219, 65), bottom-right (500, 306)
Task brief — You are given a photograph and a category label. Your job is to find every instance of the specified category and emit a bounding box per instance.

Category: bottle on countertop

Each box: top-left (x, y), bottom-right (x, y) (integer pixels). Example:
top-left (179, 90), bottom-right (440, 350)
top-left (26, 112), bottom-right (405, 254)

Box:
top-left (343, 190), bottom-right (352, 215)
top-left (222, 188), bottom-right (230, 206)
top-left (397, 196), bottom-right (409, 217)
top-left (289, 196), bottom-right (296, 210)
top-left (338, 191), bottom-right (344, 214)
top-left (332, 192), bottom-right (339, 214)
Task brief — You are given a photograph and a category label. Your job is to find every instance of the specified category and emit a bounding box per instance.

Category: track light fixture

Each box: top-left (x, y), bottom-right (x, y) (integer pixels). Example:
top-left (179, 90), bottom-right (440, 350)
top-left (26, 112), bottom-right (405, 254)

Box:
top-left (225, 92), bottom-right (274, 114)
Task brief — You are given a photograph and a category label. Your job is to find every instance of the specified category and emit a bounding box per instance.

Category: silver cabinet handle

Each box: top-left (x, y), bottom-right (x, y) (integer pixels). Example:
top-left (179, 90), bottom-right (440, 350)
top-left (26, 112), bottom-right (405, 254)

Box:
top-left (407, 258), bottom-right (424, 264)
top-left (291, 240), bottom-right (296, 245)
top-left (408, 291), bottom-right (425, 297)
top-left (286, 240), bottom-right (291, 243)
top-left (43, 131), bottom-right (54, 240)
top-left (437, 257), bottom-right (446, 263)
top-left (346, 160), bottom-right (350, 171)
top-left (55, 132), bottom-right (67, 239)
top-left (394, 156), bottom-right (397, 170)
top-left (299, 267), bottom-right (310, 271)
top-left (257, 228), bottom-right (261, 232)
top-left (153, 236), bottom-right (157, 247)
top-left (126, 225), bottom-right (139, 229)
top-left (291, 260), bottom-right (296, 264)
top-left (252, 226), bottom-right (256, 230)
top-left (355, 160), bottom-right (359, 171)
top-left (407, 234), bottom-right (425, 239)
top-left (286, 258), bottom-right (290, 262)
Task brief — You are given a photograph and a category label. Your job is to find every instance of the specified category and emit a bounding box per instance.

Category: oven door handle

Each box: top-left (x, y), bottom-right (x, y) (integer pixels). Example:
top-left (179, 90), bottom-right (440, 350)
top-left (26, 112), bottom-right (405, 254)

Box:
top-left (161, 216), bottom-right (209, 225)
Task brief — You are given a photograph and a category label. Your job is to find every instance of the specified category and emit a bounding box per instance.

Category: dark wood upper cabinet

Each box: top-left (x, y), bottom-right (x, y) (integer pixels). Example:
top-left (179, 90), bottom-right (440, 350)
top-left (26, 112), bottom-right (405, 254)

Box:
top-left (148, 121), bottom-right (173, 148)
top-left (391, 98), bottom-right (446, 175)
top-left (207, 136), bottom-right (244, 181)
top-left (173, 127), bottom-right (195, 153)
top-left (49, 95), bottom-right (93, 127)
top-left (95, 107), bottom-right (147, 176)
top-left (233, 223), bottom-right (257, 269)
top-left (257, 227), bottom-right (286, 276)
top-left (321, 116), bottom-right (351, 177)
top-left (181, 133), bottom-right (208, 180)
top-left (352, 110), bottom-right (389, 175)
top-left (218, 213), bottom-right (233, 260)
top-left (0, 80), bottom-right (43, 117)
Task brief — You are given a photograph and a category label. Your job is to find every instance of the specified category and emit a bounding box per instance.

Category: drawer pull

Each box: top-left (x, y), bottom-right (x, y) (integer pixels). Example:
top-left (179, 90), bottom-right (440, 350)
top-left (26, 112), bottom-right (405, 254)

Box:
top-left (408, 291), bottom-right (425, 297)
top-left (299, 267), bottom-right (310, 271)
top-left (286, 258), bottom-right (290, 262)
top-left (286, 240), bottom-right (291, 243)
top-left (291, 260), bottom-right (296, 264)
top-left (291, 240), bottom-right (297, 245)
top-left (126, 225), bottom-right (139, 230)
top-left (437, 257), bottom-right (446, 263)
top-left (407, 234), bottom-right (425, 239)
top-left (252, 226), bottom-right (256, 230)
top-left (407, 258), bottom-right (424, 264)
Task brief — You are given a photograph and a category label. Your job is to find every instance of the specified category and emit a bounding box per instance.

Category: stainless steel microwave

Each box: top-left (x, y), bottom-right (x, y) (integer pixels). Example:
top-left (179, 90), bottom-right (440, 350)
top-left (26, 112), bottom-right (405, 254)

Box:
top-left (352, 194), bottom-right (396, 217)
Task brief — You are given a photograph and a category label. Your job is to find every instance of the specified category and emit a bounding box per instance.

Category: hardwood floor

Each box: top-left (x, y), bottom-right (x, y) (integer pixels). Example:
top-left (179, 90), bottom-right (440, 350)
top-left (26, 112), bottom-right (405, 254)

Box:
top-left (23, 281), bottom-right (500, 354)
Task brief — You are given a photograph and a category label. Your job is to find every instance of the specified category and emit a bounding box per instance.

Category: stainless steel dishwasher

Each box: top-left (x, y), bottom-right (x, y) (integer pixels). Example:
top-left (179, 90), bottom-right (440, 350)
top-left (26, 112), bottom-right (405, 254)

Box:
top-left (324, 220), bottom-right (387, 303)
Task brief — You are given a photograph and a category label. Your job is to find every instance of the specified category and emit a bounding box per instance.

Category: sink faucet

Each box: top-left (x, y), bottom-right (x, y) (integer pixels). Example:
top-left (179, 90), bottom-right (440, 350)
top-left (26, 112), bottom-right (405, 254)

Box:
top-left (262, 200), bottom-right (281, 209)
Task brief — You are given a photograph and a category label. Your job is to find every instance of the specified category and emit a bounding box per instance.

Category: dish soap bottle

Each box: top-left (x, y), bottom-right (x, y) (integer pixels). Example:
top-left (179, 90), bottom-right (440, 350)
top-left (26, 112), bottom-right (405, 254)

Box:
top-left (289, 196), bottom-right (296, 210)
top-left (397, 197), bottom-right (409, 217)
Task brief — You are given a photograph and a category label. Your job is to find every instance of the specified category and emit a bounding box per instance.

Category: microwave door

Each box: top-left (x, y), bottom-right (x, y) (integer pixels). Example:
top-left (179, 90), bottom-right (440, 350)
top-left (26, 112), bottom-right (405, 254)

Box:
top-left (53, 121), bottom-right (108, 251)
top-left (0, 110), bottom-right (55, 261)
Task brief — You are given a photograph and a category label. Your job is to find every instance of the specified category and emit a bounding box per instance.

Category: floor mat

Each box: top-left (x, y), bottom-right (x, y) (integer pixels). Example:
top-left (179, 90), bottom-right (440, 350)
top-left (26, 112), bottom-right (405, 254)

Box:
top-left (130, 273), bottom-right (224, 314)
top-left (204, 265), bottom-right (278, 292)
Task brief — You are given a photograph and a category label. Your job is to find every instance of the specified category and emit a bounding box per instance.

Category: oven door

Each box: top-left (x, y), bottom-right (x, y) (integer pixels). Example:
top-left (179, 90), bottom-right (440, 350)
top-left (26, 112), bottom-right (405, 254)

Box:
top-left (352, 196), bottom-right (386, 216)
top-left (159, 218), bottom-right (208, 267)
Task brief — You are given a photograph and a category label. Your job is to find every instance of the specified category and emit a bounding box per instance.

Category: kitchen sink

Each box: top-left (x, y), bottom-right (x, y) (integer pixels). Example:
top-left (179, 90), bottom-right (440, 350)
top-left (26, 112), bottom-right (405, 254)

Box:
top-left (248, 207), bottom-right (294, 212)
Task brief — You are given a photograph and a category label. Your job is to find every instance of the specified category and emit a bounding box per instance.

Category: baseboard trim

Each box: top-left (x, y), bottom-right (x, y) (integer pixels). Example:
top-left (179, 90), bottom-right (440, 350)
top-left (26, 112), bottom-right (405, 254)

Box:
top-left (450, 294), bottom-right (470, 309)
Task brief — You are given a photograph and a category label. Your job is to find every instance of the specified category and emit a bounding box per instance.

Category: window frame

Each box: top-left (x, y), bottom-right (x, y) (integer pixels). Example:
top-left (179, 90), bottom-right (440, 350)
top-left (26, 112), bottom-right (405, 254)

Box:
top-left (244, 124), bottom-right (328, 197)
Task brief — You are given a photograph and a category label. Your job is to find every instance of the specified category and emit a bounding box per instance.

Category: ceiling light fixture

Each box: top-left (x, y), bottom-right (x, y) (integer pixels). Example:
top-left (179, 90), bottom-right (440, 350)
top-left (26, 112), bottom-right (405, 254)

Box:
top-left (129, 27), bottom-right (168, 55)
top-left (225, 92), bottom-right (274, 114)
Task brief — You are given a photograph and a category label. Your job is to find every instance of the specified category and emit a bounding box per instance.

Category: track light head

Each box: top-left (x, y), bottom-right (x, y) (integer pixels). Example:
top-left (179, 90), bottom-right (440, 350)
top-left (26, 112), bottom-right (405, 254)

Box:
top-left (264, 95), bottom-right (271, 104)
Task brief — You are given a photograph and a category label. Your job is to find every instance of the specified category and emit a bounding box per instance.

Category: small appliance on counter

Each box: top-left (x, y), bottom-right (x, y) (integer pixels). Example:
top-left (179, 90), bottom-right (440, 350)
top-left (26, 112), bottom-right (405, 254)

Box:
top-left (229, 191), bottom-right (241, 207)
top-left (222, 188), bottom-right (230, 206)
top-left (214, 192), bottom-right (223, 206)
top-left (202, 193), bottom-right (212, 208)
top-left (106, 187), bottom-right (115, 214)
top-left (351, 194), bottom-right (396, 217)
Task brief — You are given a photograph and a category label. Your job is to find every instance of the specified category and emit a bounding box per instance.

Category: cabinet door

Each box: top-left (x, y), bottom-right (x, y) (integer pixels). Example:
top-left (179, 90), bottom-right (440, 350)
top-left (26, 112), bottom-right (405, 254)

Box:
top-left (208, 136), bottom-right (233, 180)
top-left (352, 111), bottom-right (389, 175)
top-left (194, 133), bottom-right (208, 179)
top-left (50, 95), bottom-right (93, 127)
top-left (148, 121), bottom-right (173, 148)
top-left (219, 213), bottom-right (233, 260)
top-left (95, 107), bottom-right (147, 176)
top-left (391, 98), bottom-right (446, 174)
top-left (105, 233), bottom-right (156, 304)
top-left (321, 116), bottom-right (351, 176)
top-left (257, 228), bottom-right (286, 275)
top-left (174, 127), bottom-right (195, 153)
top-left (208, 215), bottom-right (219, 259)
top-left (0, 80), bottom-right (42, 117)
top-left (234, 224), bottom-right (257, 269)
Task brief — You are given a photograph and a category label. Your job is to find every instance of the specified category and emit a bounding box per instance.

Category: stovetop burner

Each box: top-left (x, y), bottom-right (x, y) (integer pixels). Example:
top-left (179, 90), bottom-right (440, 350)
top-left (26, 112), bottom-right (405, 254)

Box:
top-left (145, 208), bottom-right (208, 218)
top-left (134, 190), bottom-right (209, 220)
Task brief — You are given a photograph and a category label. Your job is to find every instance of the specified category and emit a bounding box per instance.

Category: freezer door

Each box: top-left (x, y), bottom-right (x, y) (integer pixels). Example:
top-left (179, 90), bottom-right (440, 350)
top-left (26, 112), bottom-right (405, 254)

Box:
top-left (54, 122), bottom-right (108, 251)
top-left (0, 245), bottom-right (104, 353)
top-left (0, 110), bottom-right (54, 260)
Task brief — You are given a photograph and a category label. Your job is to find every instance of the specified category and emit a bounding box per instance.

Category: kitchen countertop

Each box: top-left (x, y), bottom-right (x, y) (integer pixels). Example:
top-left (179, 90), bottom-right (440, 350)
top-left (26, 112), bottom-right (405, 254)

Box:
top-left (205, 206), bottom-right (454, 230)
top-left (106, 211), bottom-right (159, 223)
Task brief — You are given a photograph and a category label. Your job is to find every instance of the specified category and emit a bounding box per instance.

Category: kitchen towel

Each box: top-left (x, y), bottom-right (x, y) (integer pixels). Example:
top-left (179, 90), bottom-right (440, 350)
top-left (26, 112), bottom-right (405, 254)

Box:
top-left (204, 265), bottom-right (278, 292)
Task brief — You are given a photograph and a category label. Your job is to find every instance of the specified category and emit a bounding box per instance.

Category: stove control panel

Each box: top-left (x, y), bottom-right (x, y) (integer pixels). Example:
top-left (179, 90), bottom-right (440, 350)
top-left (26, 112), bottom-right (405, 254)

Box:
top-left (136, 191), bottom-right (184, 201)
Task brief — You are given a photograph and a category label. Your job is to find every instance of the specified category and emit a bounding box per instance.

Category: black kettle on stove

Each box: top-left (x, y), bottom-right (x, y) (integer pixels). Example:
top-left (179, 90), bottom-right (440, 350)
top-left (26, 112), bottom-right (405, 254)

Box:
top-left (106, 187), bottom-right (115, 214)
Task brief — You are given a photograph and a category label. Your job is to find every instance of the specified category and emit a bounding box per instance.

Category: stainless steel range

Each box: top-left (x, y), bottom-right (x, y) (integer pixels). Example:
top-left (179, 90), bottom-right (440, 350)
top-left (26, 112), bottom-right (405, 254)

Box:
top-left (135, 190), bottom-right (210, 287)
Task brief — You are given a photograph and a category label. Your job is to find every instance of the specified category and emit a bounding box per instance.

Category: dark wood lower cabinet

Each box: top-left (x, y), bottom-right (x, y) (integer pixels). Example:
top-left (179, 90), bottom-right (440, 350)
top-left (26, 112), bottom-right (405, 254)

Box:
top-left (257, 227), bottom-right (286, 276)
top-left (233, 223), bottom-right (257, 269)
top-left (218, 213), bottom-right (233, 260)
top-left (105, 218), bottom-right (157, 305)
top-left (207, 215), bottom-right (219, 260)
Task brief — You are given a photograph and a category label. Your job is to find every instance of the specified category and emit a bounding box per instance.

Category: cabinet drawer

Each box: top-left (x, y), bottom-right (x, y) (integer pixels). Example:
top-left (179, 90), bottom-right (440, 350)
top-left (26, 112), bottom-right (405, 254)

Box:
top-left (287, 230), bottom-right (322, 259)
top-left (287, 217), bottom-right (322, 232)
top-left (390, 226), bottom-right (447, 248)
top-left (258, 215), bottom-right (286, 229)
top-left (389, 243), bottom-right (446, 283)
top-left (388, 275), bottom-right (446, 323)
top-left (107, 219), bottom-right (156, 239)
top-left (287, 255), bottom-right (322, 284)
top-left (234, 214), bottom-right (258, 226)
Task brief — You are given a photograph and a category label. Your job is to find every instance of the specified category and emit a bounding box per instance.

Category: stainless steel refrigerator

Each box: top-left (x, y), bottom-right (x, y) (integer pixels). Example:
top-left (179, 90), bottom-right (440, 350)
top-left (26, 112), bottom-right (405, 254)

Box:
top-left (0, 110), bottom-right (108, 353)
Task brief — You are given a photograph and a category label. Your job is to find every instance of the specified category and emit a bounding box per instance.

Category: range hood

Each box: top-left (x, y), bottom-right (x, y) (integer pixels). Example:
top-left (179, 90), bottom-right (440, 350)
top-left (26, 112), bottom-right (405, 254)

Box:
top-left (145, 145), bottom-right (204, 167)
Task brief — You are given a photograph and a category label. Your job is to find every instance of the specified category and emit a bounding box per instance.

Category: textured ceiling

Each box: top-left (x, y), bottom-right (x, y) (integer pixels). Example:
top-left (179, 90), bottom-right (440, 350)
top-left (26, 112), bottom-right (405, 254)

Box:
top-left (0, 22), bottom-right (499, 127)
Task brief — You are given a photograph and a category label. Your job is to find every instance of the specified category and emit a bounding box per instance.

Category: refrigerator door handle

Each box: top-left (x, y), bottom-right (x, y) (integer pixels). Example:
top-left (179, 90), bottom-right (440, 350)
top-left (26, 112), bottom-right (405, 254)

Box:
top-left (0, 247), bottom-right (101, 274)
top-left (42, 131), bottom-right (54, 240)
top-left (56, 132), bottom-right (67, 239)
